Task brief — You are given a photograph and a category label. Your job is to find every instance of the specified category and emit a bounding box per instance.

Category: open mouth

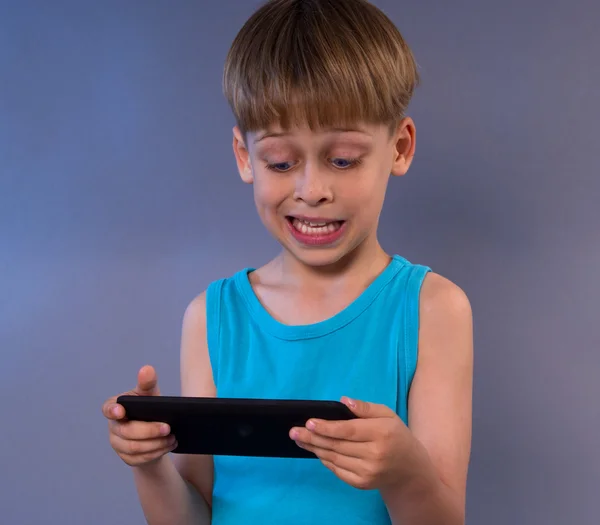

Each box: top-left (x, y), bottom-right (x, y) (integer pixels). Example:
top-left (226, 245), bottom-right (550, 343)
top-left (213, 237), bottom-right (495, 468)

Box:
top-left (286, 216), bottom-right (345, 236)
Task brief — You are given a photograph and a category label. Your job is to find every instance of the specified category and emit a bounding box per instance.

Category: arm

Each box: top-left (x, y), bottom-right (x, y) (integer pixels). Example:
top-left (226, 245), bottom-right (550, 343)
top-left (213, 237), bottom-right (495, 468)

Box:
top-left (381, 273), bottom-right (473, 524)
top-left (132, 292), bottom-right (216, 525)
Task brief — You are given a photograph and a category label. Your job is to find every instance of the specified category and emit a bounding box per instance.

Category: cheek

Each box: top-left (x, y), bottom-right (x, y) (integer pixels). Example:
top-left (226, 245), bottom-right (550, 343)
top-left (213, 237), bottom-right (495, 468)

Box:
top-left (339, 174), bottom-right (388, 211)
top-left (253, 177), bottom-right (289, 211)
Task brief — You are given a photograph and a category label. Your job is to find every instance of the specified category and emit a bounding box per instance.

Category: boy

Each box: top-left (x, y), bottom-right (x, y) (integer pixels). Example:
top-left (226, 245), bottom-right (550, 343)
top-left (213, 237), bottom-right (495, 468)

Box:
top-left (102, 0), bottom-right (473, 523)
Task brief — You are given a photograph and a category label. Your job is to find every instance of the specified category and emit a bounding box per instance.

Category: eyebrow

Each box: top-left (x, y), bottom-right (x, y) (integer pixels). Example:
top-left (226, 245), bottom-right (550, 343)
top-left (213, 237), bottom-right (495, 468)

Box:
top-left (254, 127), bottom-right (372, 144)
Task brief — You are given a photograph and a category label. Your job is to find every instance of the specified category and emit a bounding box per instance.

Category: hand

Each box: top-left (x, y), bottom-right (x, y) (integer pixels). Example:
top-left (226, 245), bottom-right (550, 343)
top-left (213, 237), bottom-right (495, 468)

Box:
top-left (290, 397), bottom-right (416, 491)
top-left (102, 365), bottom-right (177, 467)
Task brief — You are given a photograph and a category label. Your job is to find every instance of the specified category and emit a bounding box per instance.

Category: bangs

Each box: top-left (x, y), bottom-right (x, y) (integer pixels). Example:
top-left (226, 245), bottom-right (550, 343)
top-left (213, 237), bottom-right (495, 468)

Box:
top-left (223, 0), bottom-right (418, 135)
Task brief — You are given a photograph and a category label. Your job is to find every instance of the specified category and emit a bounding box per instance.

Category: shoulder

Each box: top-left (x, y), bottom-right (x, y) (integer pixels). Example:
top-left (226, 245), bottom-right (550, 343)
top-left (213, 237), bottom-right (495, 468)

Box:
top-left (180, 291), bottom-right (216, 396)
top-left (417, 271), bottom-right (473, 363)
top-left (419, 272), bottom-right (472, 321)
top-left (180, 290), bottom-right (209, 349)
top-left (183, 290), bottom-right (207, 325)
top-left (181, 271), bottom-right (244, 324)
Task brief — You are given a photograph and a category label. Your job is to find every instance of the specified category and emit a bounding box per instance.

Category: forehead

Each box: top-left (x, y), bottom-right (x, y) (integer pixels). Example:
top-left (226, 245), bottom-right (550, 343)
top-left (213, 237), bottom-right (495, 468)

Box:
top-left (249, 121), bottom-right (387, 146)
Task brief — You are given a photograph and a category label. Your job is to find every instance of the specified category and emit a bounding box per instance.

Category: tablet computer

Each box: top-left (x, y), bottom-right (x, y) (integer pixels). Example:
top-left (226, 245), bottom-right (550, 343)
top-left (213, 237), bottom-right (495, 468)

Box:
top-left (117, 395), bottom-right (356, 459)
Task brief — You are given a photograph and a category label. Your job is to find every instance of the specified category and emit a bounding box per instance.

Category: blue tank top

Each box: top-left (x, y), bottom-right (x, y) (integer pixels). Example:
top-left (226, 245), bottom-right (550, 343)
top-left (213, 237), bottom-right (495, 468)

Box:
top-left (205, 254), bottom-right (430, 524)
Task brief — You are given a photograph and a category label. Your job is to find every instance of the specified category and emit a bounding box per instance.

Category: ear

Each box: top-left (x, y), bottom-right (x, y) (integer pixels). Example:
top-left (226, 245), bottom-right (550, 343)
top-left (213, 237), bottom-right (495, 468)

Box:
top-left (232, 126), bottom-right (254, 184)
top-left (390, 117), bottom-right (416, 177)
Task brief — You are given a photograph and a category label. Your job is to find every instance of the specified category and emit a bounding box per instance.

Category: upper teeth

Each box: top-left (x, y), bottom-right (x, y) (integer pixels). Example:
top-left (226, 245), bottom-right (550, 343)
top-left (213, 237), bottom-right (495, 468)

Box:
top-left (303, 220), bottom-right (327, 226)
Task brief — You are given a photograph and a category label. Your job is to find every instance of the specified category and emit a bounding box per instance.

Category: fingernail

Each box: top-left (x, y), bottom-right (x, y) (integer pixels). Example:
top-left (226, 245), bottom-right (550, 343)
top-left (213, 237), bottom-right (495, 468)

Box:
top-left (111, 406), bottom-right (119, 416)
top-left (344, 397), bottom-right (356, 408)
top-left (306, 420), bottom-right (316, 430)
top-left (290, 429), bottom-right (299, 439)
top-left (160, 424), bottom-right (170, 435)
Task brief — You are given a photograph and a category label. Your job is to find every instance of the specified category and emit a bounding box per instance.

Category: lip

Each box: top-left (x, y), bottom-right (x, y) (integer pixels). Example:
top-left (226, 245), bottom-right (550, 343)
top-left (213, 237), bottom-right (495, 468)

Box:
top-left (285, 216), bottom-right (347, 247)
top-left (287, 214), bottom-right (342, 223)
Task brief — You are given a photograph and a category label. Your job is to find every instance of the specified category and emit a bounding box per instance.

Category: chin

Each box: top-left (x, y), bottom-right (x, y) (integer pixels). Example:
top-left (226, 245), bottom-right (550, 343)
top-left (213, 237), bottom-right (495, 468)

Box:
top-left (290, 248), bottom-right (348, 267)
top-left (278, 237), bottom-right (360, 269)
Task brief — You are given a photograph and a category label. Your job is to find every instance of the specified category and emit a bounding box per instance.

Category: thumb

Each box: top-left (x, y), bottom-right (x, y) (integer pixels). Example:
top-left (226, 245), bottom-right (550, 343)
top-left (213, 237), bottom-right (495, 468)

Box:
top-left (341, 397), bottom-right (395, 419)
top-left (135, 364), bottom-right (161, 396)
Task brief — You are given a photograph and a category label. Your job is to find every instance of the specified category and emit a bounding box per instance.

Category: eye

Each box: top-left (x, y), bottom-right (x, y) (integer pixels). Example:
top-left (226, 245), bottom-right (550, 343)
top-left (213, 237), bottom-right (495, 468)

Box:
top-left (330, 158), bottom-right (360, 169)
top-left (266, 161), bottom-right (294, 172)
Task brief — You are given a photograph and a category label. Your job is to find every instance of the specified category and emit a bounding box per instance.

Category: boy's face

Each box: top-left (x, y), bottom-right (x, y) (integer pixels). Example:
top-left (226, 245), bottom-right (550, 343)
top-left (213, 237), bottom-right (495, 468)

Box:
top-left (232, 119), bottom-right (415, 268)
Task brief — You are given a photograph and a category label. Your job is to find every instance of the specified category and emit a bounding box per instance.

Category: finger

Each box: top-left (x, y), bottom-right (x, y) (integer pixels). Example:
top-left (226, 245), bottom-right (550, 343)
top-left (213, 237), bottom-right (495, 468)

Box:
top-left (110, 433), bottom-right (177, 457)
top-left (303, 442), bottom-right (377, 491)
top-left (290, 428), bottom-right (363, 458)
top-left (102, 397), bottom-right (128, 420)
top-left (110, 420), bottom-right (171, 441)
top-left (319, 458), bottom-right (371, 490)
top-left (301, 418), bottom-right (370, 442)
top-left (297, 441), bottom-right (362, 473)
top-left (119, 441), bottom-right (179, 467)
top-left (135, 365), bottom-right (160, 396)
top-left (341, 397), bottom-right (396, 419)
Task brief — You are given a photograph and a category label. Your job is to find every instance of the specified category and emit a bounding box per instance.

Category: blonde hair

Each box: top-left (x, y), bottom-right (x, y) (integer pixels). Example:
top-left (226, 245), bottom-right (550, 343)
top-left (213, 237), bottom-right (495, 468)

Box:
top-left (223, 0), bottom-right (419, 137)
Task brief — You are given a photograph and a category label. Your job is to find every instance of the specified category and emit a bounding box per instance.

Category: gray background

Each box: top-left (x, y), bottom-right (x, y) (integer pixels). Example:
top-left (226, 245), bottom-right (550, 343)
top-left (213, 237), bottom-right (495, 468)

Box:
top-left (1, 0), bottom-right (598, 523)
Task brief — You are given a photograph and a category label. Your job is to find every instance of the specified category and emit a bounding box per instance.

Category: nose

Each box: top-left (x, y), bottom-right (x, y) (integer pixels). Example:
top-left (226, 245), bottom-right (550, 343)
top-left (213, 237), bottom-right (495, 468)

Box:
top-left (293, 163), bottom-right (333, 206)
